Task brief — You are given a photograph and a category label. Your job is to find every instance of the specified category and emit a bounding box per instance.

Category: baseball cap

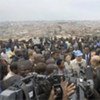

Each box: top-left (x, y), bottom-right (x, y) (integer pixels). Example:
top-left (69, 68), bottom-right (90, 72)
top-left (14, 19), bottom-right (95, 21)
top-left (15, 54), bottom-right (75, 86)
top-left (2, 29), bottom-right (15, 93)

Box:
top-left (75, 50), bottom-right (83, 57)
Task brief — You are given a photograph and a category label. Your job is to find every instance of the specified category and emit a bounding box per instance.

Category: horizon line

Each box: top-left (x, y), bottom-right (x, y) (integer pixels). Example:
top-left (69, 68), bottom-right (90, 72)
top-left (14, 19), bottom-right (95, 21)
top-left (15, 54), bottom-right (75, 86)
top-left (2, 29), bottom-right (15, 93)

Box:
top-left (1, 19), bottom-right (100, 23)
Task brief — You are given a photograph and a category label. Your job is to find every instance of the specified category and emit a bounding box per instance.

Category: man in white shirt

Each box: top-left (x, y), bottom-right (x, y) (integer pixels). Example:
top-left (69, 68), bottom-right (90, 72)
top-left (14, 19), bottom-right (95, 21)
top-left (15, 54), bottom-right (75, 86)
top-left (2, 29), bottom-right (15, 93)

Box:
top-left (70, 50), bottom-right (87, 75)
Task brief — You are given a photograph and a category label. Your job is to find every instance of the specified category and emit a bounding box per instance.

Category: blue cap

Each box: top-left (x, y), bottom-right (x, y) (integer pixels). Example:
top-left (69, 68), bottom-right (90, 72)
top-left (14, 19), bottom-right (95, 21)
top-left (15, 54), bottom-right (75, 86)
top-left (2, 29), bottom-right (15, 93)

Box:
top-left (74, 50), bottom-right (83, 57)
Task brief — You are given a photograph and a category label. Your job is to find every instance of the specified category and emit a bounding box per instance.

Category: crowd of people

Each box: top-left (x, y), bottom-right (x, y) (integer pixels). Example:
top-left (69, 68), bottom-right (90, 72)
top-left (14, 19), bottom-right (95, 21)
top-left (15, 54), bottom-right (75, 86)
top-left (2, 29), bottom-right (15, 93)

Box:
top-left (0, 36), bottom-right (100, 100)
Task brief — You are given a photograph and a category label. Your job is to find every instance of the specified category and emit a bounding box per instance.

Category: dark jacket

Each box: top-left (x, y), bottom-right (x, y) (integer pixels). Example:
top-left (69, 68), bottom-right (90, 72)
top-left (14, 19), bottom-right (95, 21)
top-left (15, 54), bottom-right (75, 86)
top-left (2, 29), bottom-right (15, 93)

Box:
top-left (94, 68), bottom-right (100, 94)
top-left (83, 53), bottom-right (91, 65)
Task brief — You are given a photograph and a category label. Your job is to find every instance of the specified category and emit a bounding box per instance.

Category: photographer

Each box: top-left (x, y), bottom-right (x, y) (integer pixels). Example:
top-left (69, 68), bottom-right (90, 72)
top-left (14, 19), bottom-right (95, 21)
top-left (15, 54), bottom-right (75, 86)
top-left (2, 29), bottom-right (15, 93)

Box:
top-left (46, 63), bottom-right (75, 100)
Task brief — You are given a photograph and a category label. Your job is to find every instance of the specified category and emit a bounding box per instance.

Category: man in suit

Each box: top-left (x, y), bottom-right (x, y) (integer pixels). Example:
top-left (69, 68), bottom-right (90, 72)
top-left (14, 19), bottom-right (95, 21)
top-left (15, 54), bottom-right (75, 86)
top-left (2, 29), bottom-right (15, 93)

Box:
top-left (83, 46), bottom-right (91, 65)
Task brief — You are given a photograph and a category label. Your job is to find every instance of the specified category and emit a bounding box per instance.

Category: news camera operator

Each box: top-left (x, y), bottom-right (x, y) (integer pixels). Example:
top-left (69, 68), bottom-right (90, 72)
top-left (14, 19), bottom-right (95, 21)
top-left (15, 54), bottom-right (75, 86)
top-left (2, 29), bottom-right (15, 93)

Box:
top-left (45, 63), bottom-right (76, 100)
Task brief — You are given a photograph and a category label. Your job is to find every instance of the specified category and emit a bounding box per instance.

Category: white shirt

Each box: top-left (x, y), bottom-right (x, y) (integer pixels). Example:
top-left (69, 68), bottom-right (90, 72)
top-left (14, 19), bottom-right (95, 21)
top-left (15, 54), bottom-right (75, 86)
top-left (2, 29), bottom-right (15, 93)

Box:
top-left (3, 71), bottom-right (15, 80)
top-left (1, 52), bottom-right (8, 61)
top-left (70, 59), bottom-right (87, 75)
top-left (64, 62), bottom-right (72, 70)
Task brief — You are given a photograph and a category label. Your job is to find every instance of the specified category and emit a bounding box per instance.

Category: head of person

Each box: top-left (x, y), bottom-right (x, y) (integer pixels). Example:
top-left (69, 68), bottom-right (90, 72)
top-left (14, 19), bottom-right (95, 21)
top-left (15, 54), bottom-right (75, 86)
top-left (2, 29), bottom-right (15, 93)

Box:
top-left (51, 51), bottom-right (59, 60)
top-left (18, 60), bottom-right (33, 77)
top-left (84, 46), bottom-right (90, 54)
top-left (46, 64), bottom-right (57, 75)
top-left (15, 49), bottom-right (23, 58)
top-left (9, 39), bottom-right (12, 43)
top-left (75, 50), bottom-right (83, 62)
top-left (65, 53), bottom-right (72, 62)
top-left (96, 48), bottom-right (100, 56)
top-left (46, 58), bottom-right (55, 65)
top-left (56, 59), bottom-right (65, 69)
top-left (34, 62), bottom-right (47, 74)
top-left (91, 50), bottom-right (96, 57)
top-left (34, 54), bottom-right (45, 63)
top-left (90, 55), bottom-right (100, 69)
top-left (10, 62), bottom-right (18, 74)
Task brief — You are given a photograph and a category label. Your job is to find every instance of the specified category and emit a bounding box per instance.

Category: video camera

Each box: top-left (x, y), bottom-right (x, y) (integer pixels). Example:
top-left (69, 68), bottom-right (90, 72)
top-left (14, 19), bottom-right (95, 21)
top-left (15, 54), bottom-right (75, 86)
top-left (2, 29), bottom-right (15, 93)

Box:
top-left (0, 73), bottom-right (51, 100)
top-left (47, 65), bottom-right (94, 100)
top-left (68, 66), bottom-right (94, 100)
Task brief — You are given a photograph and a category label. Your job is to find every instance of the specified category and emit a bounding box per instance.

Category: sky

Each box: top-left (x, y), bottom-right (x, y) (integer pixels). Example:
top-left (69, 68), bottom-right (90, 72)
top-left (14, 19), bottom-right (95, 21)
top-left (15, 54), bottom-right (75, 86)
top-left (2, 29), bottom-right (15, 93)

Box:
top-left (0, 0), bottom-right (100, 21)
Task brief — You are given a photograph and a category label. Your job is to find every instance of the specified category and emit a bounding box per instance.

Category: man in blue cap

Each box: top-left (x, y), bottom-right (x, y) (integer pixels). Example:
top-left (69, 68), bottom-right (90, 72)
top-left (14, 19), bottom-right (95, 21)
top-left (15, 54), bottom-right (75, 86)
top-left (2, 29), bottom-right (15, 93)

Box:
top-left (70, 50), bottom-right (87, 75)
